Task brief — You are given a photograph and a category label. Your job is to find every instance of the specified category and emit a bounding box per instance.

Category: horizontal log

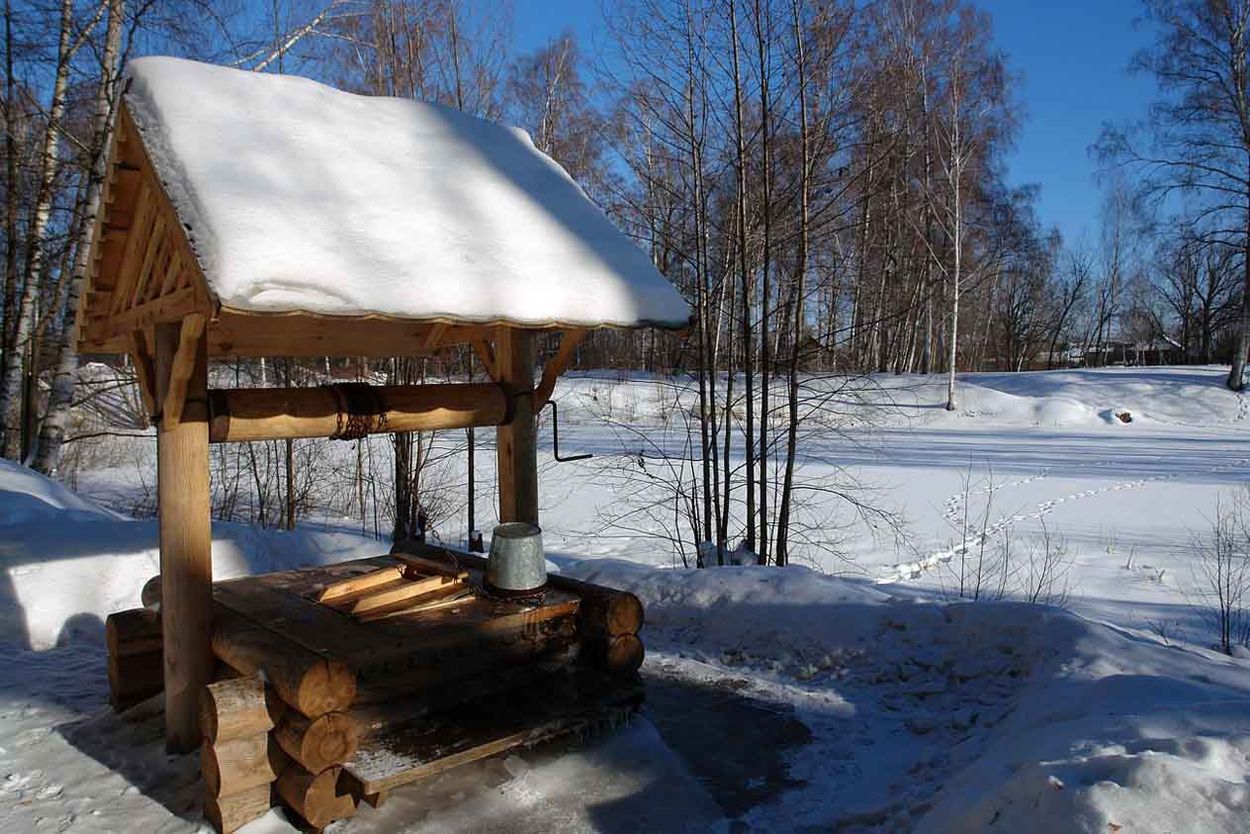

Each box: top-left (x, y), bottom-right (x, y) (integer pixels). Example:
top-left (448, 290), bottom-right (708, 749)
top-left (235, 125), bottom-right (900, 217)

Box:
top-left (200, 675), bottom-right (275, 744)
top-left (202, 734), bottom-right (285, 798)
top-left (208, 383), bottom-right (510, 443)
top-left (212, 608), bottom-right (356, 717)
top-left (203, 782), bottom-right (272, 834)
top-left (350, 617), bottom-right (579, 705)
top-left (275, 762), bottom-right (358, 829)
top-left (274, 711), bottom-right (358, 774)
top-left (586, 634), bottom-right (646, 676)
top-left (106, 607), bottom-right (162, 657)
top-left (140, 575), bottom-right (161, 607)
top-left (107, 649), bottom-right (163, 711)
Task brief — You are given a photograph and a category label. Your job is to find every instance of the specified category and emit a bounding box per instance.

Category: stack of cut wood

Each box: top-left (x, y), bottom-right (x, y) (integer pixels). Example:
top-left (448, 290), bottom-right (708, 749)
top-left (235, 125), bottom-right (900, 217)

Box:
top-left (211, 613), bottom-right (363, 831)
top-left (199, 675), bottom-right (281, 832)
top-left (105, 607), bottom-right (163, 710)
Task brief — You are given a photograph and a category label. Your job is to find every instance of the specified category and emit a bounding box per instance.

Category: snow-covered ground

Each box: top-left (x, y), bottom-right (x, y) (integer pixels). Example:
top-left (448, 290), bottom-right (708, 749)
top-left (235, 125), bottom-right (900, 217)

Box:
top-left (2, 366), bottom-right (1248, 832)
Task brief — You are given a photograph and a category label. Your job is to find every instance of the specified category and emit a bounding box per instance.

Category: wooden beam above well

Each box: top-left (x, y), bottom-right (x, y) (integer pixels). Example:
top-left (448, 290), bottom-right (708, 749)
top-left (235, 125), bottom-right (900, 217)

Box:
top-left (208, 383), bottom-right (510, 443)
top-left (207, 311), bottom-right (494, 359)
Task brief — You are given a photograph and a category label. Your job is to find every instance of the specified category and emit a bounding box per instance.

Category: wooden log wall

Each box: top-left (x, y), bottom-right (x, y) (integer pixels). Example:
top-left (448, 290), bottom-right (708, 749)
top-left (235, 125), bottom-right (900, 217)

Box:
top-left (392, 544), bottom-right (646, 676)
top-left (199, 675), bottom-right (281, 833)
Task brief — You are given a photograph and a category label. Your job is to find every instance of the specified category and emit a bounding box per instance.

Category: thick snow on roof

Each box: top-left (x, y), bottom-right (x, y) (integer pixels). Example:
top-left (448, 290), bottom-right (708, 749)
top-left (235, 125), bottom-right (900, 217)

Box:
top-left (123, 57), bottom-right (690, 329)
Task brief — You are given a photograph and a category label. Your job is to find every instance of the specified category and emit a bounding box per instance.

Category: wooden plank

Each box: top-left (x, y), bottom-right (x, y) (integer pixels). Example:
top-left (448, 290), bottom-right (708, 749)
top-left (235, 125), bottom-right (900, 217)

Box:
top-left (110, 181), bottom-right (157, 314)
top-left (496, 326), bottom-right (538, 524)
top-left (162, 313), bottom-right (207, 428)
top-left (157, 247), bottom-right (183, 299)
top-left (212, 564), bottom-right (582, 703)
top-left (396, 542), bottom-right (644, 638)
top-left (354, 584), bottom-right (472, 623)
top-left (343, 670), bottom-right (642, 795)
top-left (208, 310), bottom-right (494, 359)
top-left (392, 552), bottom-right (470, 579)
top-left (316, 566), bottom-right (404, 604)
top-left (108, 284), bottom-right (204, 334)
top-left (129, 214), bottom-right (166, 308)
top-left (347, 574), bottom-right (463, 617)
top-left (534, 328), bottom-right (587, 409)
top-left (155, 319), bottom-right (214, 752)
top-left (120, 105), bottom-right (217, 310)
top-left (422, 321), bottom-right (448, 350)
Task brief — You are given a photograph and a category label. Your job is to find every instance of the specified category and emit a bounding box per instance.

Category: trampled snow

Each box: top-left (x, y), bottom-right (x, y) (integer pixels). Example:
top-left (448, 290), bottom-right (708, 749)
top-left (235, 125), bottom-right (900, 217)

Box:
top-left (123, 57), bottom-right (690, 328)
top-left (3, 366), bottom-right (1249, 832)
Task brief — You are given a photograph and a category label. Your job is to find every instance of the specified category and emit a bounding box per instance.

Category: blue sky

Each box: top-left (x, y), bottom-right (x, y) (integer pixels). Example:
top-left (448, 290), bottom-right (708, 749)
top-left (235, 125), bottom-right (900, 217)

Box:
top-left (510, 0), bottom-right (1158, 250)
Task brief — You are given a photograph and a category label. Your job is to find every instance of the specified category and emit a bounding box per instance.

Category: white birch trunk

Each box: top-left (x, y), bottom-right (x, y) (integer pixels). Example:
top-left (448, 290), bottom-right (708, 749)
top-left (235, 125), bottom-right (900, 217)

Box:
top-left (33, 0), bottom-right (126, 474)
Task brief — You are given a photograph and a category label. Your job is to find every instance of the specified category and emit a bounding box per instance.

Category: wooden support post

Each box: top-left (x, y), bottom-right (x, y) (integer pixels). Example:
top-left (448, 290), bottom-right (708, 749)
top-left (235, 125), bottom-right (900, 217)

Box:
top-left (495, 327), bottom-right (538, 525)
top-left (155, 318), bottom-right (213, 752)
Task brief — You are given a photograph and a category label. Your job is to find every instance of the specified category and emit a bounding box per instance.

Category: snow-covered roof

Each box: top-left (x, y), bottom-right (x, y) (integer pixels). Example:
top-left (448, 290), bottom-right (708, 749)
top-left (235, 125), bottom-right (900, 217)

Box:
top-left (123, 57), bottom-right (690, 329)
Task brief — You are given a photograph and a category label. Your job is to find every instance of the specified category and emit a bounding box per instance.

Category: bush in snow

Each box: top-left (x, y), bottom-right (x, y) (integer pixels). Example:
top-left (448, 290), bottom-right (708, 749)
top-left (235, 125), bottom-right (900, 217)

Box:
top-left (1192, 490), bottom-right (1250, 655)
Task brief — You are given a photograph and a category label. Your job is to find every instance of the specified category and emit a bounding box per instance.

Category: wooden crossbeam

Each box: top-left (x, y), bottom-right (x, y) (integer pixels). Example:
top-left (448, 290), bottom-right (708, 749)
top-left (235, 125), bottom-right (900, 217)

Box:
top-left (422, 321), bottom-right (449, 351)
top-left (108, 285), bottom-right (204, 334)
top-left (472, 340), bottom-right (498, 382)
top-left (162, 314), bottom-right (207, 429)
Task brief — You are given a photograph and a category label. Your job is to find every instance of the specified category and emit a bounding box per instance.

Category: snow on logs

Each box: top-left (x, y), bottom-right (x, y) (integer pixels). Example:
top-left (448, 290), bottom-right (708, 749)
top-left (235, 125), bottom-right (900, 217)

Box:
top-left (206, 382), bottom-right (511, 443)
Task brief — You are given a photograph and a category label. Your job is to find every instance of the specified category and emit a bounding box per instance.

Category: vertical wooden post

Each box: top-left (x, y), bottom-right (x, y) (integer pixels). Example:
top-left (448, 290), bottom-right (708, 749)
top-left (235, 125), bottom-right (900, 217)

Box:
top-left (495, 326), bottom-right (538, 525)
top-left (155, 318), bottom-right (213, 752)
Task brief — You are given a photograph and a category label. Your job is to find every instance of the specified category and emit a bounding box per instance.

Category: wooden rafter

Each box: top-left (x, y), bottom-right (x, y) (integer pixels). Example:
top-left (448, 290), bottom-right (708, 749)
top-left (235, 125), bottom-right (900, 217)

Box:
top-left (472, 340), bottom-right (498, 382)
top-left (79, 104), bottom-right (215, 354)
top-left (127, 329), bottom-right (157, 419)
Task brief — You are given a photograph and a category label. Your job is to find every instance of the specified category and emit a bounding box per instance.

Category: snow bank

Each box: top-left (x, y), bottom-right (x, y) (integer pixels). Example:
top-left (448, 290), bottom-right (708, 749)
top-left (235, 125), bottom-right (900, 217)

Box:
top-left (565, 559), bottom-right (1250, 832)
top-left (0, 461), bottom-right (382, 649)
top-left (124, 57), bottom-right (690, 329)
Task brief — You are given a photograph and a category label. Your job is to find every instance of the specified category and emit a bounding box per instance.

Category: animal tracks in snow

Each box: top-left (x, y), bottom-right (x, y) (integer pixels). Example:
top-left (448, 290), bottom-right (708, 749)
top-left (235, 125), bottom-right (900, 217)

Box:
top-left (881, 452), bottom-right (1250, 584)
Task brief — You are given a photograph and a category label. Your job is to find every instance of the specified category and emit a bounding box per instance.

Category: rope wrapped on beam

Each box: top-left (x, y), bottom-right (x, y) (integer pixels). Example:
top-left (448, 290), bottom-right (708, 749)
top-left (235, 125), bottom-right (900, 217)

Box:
top-left (324, 383), bottom-right (388, 440)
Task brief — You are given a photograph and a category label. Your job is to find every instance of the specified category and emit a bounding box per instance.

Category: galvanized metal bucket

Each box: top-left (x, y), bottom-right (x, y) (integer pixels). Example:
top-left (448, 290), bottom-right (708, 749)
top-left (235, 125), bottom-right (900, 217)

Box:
top-left (486, 522), bottom-right (546, 595)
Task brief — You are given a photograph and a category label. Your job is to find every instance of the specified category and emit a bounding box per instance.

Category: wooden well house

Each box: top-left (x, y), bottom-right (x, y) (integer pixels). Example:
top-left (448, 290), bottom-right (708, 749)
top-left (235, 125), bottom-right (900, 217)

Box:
top-left (82, 57), bottom-right (689, 831)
